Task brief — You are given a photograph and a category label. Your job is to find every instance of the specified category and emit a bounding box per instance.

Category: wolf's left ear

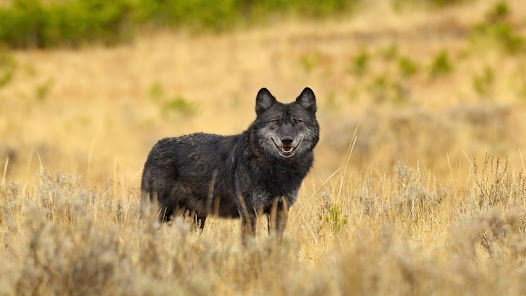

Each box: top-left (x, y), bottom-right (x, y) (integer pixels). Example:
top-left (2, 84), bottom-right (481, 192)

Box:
top-left (296, 87), bottom-right (316, 113)
top-left (256, 88), bottom-right (277, 114)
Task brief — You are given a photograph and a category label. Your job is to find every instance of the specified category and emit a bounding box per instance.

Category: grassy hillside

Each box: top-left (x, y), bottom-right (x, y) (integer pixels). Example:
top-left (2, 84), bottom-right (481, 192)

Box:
top-left (2, 0), bottom-right (526, 294)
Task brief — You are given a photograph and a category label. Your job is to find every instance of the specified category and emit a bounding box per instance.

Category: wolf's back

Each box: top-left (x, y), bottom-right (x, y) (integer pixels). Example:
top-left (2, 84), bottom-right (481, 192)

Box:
top-left (141, 133), bottom-right (239, 193)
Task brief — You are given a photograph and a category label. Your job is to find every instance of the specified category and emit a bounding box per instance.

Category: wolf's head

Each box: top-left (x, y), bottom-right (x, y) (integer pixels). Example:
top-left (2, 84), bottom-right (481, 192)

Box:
top-left (253, 87), bottom-right (320, 159)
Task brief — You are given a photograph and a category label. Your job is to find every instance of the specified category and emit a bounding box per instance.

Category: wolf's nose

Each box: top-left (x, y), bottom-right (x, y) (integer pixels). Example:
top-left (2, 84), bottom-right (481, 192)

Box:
top-left (281, 137), bottom-right (293, 146)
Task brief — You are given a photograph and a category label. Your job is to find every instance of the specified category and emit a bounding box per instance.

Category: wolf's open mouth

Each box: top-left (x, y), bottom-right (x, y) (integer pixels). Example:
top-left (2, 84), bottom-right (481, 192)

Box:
top-left (279, 145), bottom-right (296, 157)
top-left (282, 146), bottom-right (293, 153)
top-left (280, 145), bottom-right (296, 156)
top-left (271, 138), bottom-right (301, 157)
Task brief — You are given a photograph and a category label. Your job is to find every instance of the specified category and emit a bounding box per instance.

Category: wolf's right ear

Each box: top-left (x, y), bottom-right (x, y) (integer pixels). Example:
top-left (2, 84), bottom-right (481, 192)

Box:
top-left (296, 87), bottom-right (316, 113)
top-left (256, 88), bottom-right (277, 114)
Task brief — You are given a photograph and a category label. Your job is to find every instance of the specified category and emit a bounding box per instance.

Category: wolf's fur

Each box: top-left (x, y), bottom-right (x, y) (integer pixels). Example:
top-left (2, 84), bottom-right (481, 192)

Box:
top-left (141, 87), bottom-right (319, 239)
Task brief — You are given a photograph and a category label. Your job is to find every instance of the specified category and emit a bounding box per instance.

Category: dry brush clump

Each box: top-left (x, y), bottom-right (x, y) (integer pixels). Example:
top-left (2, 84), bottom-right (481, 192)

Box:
top-left (392, 161), bottom-right (445, 221)
top-left (473, 154), bottom-right (526, 210)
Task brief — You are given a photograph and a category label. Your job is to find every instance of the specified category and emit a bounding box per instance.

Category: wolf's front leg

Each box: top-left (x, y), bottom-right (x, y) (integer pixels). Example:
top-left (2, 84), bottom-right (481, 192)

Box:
top-left (241, 214), bottom-right (257, 245)
top-left (268, 197), bottom-right (289, 238)
top-left (236, 190), bottom-right (258, 244)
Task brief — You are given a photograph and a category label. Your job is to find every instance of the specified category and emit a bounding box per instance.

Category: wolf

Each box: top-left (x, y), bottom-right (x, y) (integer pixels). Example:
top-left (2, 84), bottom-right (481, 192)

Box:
top-left (141, 87), bottom-right (319, 240)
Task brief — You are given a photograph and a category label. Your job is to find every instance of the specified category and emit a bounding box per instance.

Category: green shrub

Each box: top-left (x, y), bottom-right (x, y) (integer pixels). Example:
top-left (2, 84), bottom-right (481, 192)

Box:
top-left (485, 1), bottom-right (510, 23)
top-left (367, 75), bottom-right (410, 103)
top-left (323, 204), bottom-right (348, 232)
top-left (348, 49), bottom-right (370, 77)
top-left (379, 43), bottom-right (399, 61)
top-left (470, 2), bottom-right (525, 55)
top-left (299, 52), bottom-right (322, 73)
top-left (472, 66), bottom-right (495, 98)
top-left (148, 82), bottom-right (164, 102)
top-left (162, 96), bottom-right (198, 119)
top-left (471, 22), bottom-right (525, 55)
top-left (35, 78), bottom-right (54, 101)
top-left (369, 75), bottom-right (389, 102)
top-left (398, 56), bottom-right (419, 77)
top-left (0, 49), bottom-right (16, 88)
top-left (429, 50), bottom-right (452, 78)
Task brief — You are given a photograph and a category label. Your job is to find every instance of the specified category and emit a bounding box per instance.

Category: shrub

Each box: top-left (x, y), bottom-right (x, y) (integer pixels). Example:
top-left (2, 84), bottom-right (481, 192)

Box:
top-left (148, 81), bottom-right (164, 102)
top-left (35, 78), bottom-right (54, 101)
top-left (470, 2), bottom-right (525, 55)
top-left (379, 43), bottom-right (399, 61)
top-left (472, 22), bottom-right (525, 55)
top-left (485, 1), bottom-right (510, 23)
top-left (162, 96), bottom-right (198, 119)
top-left (323, 204), bottom-right (348, 232)
top-left (348, 49), bottom-right (370, 77)
top-left (472, 66), bottom-right (495, 98)
top-left (398, 56), bottom-right (419, 77)
top-left (429, 50), bottom-right (453, 78)
top-left (393, 161), bottom-right (443, 221)
top-left (368, 75), bottom-right (389, 102)
top-left (0, 49), bottom-right (16, 87)
top-left (367, 75), bottom-right (410, 103)
top-left (299, 52), bottom-right (322, 73)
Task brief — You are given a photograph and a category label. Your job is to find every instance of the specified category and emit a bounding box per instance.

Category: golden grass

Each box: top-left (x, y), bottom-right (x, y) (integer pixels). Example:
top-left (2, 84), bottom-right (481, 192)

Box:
top-left (2, 0), bottom-right (526, 294)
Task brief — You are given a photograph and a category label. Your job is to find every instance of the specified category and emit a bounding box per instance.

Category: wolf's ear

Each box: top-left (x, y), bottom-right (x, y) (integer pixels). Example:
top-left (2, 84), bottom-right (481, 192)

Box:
top-left (296, 87), bottom-right (316, 113)
top-left (256, 88), bottom-right (276, 114)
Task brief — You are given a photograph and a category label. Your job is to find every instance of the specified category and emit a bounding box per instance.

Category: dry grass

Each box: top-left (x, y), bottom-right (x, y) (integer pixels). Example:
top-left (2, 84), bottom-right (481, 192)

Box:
top-left (2, 0), bottom-right (526, 294)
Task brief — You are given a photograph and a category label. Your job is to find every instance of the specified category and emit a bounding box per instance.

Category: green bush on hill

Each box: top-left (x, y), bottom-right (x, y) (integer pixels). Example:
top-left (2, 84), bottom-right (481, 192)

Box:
top-left (0, 0), bottom-right (134, 48)
top-left (0, 0), bottom-right (359, 48)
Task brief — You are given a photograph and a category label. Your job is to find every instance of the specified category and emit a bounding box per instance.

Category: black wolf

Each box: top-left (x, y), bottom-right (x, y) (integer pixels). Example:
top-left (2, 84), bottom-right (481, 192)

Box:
top-left (141, 87), bottom-right (319, 239)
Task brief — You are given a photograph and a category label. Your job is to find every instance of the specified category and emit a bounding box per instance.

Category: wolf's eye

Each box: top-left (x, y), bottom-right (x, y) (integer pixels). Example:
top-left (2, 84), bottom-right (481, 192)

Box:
top-left (293, 118), bottom-right (303, 124)
top-left (272, 120), bottom-right (280, 124)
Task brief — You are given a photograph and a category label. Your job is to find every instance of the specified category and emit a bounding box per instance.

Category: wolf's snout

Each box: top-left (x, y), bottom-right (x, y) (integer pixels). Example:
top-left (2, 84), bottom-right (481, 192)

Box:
top-left (281, 137), bottom-right (293, 146)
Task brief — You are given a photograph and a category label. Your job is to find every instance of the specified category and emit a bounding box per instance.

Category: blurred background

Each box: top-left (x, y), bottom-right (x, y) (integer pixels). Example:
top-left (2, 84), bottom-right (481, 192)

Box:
top-left (1, 0), bottom-right (526, 185)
